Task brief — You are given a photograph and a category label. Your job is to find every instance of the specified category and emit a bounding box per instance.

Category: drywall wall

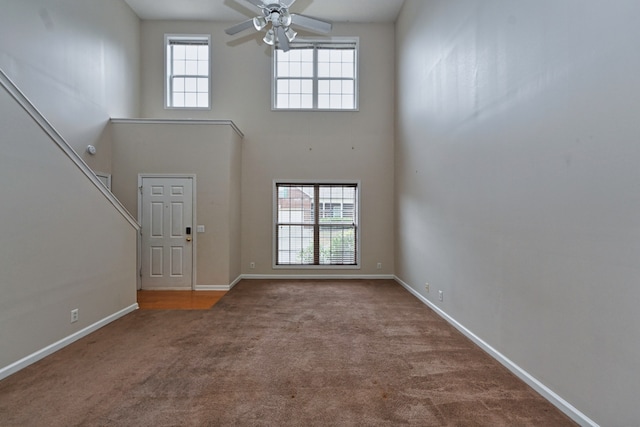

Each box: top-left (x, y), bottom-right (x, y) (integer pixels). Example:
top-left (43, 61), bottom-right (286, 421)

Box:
top-left (228, 128), bottom-right (243, 282)
top-left (0, 79), bottom-right (138, 374)
top-left (138, 20), bottom-right (395, 276)
top-left (0, 0), bottom-right (140, 174)
top-left (111, 120), bottom-right (243, 288)
top-left (395, 0), bottom-right (640, 425)
top-left (0, 0), bottom-right (141, 378)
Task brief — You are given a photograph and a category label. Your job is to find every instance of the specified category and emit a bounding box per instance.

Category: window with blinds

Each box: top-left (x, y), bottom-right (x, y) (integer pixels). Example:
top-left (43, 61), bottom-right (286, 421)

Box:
top-left (165, 35), bottom-right (210, 109)
top-left (275, 182), bottom-right (359, 267)
top-left (273, 38), bottom-right (359, 110)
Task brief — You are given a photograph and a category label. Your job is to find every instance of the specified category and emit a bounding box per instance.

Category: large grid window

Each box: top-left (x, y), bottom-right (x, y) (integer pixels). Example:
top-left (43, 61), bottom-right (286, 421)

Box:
top-left (273, 39), bottom-right (358, 110)
top-left (165, 35), bottom-right (210, 109)
top-left (275, 183), bottom-right (359, 266)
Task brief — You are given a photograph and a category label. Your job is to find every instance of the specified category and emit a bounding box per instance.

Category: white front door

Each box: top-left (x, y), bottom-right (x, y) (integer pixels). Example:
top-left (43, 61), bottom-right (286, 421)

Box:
top-left (140, 176), bottom-right (194, 290)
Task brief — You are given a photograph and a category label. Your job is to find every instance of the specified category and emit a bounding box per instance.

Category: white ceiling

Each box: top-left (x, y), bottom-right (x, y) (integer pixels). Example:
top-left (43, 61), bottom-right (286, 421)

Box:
top-left (123, 0), bottom-right (406, 23)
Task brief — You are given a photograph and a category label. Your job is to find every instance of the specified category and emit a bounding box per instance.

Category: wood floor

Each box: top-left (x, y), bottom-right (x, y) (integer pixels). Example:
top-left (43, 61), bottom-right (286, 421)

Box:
top-left (137, 290), bottom-right (226, 310)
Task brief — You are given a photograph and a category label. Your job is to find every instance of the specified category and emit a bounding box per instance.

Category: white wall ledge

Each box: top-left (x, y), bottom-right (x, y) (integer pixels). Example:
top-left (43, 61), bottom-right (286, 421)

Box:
top-left (110, 118), bottom-right (244, 139)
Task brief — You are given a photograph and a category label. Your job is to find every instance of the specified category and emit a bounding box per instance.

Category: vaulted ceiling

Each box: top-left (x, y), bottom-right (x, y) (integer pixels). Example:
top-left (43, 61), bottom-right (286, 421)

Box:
top-left (123, 0), bottom-right (405, 23)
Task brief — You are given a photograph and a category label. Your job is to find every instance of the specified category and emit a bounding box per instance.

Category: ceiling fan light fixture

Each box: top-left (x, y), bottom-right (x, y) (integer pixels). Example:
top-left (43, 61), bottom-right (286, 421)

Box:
top-left (279, 9), bottom-right (292, 27)
top-left (263, 29), bottom-right (276, 46)
top-left (284, 27), bottom-right (297, 42)
top-left (224, 0), bottom-right (332, 49)
top-left (253, 16), bottom-right (267, 31)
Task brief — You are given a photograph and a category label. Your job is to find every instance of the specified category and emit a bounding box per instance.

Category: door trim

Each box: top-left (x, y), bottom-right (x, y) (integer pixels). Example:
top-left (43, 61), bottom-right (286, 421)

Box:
top-left (137, 174), bottom-right (197, 290)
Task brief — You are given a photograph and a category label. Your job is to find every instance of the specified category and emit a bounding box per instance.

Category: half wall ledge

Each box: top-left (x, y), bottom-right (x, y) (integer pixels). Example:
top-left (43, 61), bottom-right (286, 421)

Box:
top-left (110, 118), bottom-right (244, 139)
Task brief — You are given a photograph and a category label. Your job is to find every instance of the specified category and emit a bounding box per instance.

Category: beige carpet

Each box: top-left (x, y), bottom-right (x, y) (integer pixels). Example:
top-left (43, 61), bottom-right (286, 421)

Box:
top-left (0, 279), bottom-right (576, 426)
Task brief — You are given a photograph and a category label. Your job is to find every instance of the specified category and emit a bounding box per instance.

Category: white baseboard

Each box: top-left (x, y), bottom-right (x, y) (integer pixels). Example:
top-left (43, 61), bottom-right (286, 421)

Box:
top-left (229, 275), bottom-right (242, 289)
top-left (394, 276), bottom-right (598, 427)
top-left (194, 285), bottom-right (231, 291)
top-left (194, 276), bottom-right (242, 291)
top-left (240, 274), bottom-right (396, 280)
top-left (0, 303), bottom-right (138, 381)
top-left (196, 274), bottom-right (393, 291)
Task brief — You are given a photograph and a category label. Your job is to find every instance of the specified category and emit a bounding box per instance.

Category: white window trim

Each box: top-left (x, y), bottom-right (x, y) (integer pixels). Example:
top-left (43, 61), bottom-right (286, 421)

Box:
top-left (164, 34), bottom-right (212, 110)
top-left (271, 37), bottom-right (360, 112)
top-left (272, 179), bottom-right (361, 269)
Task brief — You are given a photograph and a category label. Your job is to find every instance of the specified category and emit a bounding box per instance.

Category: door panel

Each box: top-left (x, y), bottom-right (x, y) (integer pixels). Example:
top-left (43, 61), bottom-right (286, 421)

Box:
top-left (141, 177), bottom-right (193, 289)
top-left (171, 202), bottom-right (184, 236)
top-left (171, 247), bottom-right (183, 276)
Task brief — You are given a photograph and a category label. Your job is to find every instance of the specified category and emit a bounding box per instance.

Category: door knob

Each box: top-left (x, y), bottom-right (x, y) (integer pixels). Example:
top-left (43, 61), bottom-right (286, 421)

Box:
top-left (186, 236), bottom-right (192, 242)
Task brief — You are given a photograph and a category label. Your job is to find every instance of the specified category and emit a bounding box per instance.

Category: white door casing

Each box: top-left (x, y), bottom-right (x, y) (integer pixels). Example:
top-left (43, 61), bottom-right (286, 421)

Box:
top-left (139, 175), bottom-right (195, 290)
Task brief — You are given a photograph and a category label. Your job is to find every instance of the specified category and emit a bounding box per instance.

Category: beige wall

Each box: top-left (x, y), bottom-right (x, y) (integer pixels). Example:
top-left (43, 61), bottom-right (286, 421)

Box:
top-left (0, 0), bottom-right (141, 377)
top-left (0, 80), bottom-right (138, 373)
top-left (138, 21), bottom-right (395, 276)
top-left (395, 1), bottom-right (640, 425)
top-left (228, 130), bottom-right (243, 281)
top-left (111, 120), bottom-right (242, 287)
top-left (0, 0), bottom-right (140, 175)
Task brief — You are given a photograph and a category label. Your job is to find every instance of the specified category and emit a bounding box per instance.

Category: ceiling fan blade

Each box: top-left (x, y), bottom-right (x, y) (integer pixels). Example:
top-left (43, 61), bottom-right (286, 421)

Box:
top-left (225, 19), bottom-right (256, 35)
top-left (290, 14), bottom-right (332, 34)
top-left (244, 0), bottom-right (265, 8)
top-left (276, 26), bottom-right (290, 52)
top-left (279, 0), bottom-right (297, 7)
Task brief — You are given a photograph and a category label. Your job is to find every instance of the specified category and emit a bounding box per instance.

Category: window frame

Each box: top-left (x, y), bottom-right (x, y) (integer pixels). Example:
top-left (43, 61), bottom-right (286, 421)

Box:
top-left (164, 34), bottom-right (211, 110)
top-left (273, 180), bottom-right (361, 269)
top-left (271, 37), bottom-right (360, 112)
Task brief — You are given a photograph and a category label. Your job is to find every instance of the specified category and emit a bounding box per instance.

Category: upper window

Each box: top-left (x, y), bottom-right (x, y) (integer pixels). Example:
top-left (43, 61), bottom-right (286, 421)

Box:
top-left (274, 182), bottom-right (359, 267)
top-left (165, 34), bottom-right (210, 109)
top-left (273, 38), bottom-right (358, 111)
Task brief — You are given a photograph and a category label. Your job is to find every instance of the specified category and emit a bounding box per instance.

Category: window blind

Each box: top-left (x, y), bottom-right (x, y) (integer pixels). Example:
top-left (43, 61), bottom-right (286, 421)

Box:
top-left (275, 183), bottom-right (358, 266)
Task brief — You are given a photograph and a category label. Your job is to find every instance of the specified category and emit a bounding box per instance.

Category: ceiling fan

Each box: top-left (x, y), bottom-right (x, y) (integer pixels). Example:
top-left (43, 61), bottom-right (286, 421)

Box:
top-left (225, 0), bottom-right (332, 52)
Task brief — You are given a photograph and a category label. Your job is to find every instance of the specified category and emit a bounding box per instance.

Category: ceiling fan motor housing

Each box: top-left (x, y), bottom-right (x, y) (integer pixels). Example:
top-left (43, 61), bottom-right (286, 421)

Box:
top-left (264, 4), bottom-right (292, 28)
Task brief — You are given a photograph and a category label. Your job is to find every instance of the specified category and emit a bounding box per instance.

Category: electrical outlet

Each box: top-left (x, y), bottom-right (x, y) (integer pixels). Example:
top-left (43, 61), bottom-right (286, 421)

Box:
top-left (438, 290), bottom-right (444, 302)
top-left (425, 283), bottom-right (430, 293)
top-left (71, 309), bottom-right (79, 323)
top-left (376, 262), bottom-right (382, 269)
top-left (249, 262), bottom-right (255, 269)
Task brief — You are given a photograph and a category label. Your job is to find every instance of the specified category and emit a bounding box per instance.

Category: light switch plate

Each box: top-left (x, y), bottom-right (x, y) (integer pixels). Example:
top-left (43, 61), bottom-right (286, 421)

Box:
top-left (196, 225), bottom-right (205, 233)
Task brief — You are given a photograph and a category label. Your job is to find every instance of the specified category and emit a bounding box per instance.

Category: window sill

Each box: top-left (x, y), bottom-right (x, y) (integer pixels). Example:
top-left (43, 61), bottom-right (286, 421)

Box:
top-left (273, 264), bottom-right (360, 270)
top-left (271, 108), bottom-right (359, 112)
top-left (164, 106), bottom-right (212, 111)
